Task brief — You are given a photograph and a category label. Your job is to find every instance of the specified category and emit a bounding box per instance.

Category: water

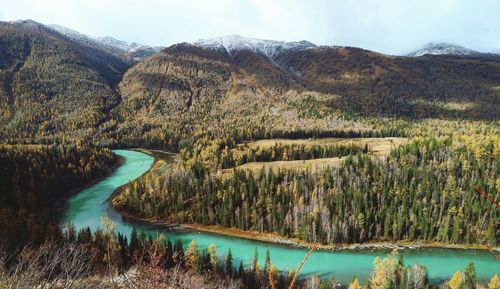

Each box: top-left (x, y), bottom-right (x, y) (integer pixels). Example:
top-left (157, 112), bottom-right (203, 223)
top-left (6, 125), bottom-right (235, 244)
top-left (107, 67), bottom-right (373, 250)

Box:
top-left (65, 150), bottom-right (499, 284)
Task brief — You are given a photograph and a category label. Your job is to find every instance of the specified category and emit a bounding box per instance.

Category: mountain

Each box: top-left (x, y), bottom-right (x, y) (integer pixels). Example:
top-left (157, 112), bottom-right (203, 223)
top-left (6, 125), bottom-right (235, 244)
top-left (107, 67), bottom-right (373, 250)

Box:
top-left (0, 20), bottom-right (130, 141)
top-left (106, 41), bottom-right (500, 147)
top-left (408, 42), bottom-right (479, 57)
top-left (193, 34), bottom-right (317, 59)
top-left (48, 24), bottom-right (164, 61)
top-left (1, 21), bottom-right (499, 146)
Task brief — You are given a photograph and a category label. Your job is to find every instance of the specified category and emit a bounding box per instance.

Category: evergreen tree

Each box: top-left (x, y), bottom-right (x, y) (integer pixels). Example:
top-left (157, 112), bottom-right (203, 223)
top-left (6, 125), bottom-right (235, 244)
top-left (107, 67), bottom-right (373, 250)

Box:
top-left (225, 249), bottom-right (233, 276)
top-left (464, 262), bottom-right (477, 289)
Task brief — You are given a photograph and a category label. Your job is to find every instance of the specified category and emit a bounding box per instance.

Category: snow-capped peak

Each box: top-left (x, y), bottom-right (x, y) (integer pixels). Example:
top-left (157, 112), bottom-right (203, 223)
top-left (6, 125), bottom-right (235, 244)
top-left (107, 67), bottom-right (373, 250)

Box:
top-left (47, 24), bottom-right (163, 61)
top-left (193, 34), bottom-right (316, 59)
top-left (408, 42), bottom-right (479, 57)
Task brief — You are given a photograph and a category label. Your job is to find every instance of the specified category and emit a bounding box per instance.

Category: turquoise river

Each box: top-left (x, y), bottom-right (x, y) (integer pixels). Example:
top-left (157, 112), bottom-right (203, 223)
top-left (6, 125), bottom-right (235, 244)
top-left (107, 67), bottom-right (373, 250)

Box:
top-left (65, 150), bottom-right (498, 284)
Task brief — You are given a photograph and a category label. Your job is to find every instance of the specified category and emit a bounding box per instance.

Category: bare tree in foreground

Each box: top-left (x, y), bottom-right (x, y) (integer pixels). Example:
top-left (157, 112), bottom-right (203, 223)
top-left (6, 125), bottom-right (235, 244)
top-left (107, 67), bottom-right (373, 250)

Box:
top-left (267, 243), bottom-right (318, 289)
top-left (0, 242), bottom-right (99, 289)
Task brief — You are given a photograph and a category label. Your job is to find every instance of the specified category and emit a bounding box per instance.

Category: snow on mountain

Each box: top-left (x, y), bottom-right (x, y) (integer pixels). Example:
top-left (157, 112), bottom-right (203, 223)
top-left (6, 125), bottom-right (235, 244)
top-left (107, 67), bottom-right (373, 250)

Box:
top-left (193, 34), bottom-right (317, 59)
top-left (47, 24), bottom-right (163, 61)
top-left (408, 42), bottom-right (479, 57)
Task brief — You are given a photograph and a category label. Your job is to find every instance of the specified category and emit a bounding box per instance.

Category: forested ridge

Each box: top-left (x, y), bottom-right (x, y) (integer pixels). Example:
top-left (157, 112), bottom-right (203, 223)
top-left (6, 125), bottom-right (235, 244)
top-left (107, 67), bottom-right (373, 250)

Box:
top-left (0, 144), bottom-right (117, 251)
top-left (116, 136), bottom-right (498, 246)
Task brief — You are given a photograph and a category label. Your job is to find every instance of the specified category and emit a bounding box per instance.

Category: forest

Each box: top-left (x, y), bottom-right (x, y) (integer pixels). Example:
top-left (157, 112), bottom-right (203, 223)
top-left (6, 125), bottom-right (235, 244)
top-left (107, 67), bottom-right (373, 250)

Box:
top-left (0, 144), bottom-right (117, 251)
top-left (116, 136), bottom-right (498, 246)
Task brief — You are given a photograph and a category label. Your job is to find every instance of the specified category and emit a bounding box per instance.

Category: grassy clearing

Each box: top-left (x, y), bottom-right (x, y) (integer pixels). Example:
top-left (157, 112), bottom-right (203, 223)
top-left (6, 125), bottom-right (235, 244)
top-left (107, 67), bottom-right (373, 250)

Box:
top-left (222, 137), bottom-right (406, 174)
top-left (0, 144), bottom-right (47, 150)
top-left (243, 137), bottom-right (406, 156)
top-left (223, 157), bottom-right (344, 175)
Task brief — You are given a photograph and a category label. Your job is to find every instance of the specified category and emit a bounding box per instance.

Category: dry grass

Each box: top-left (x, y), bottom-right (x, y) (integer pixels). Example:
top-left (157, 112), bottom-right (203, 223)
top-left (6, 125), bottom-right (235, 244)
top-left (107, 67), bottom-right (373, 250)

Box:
top-left (223, 157), bottom-right (344, 175)
top-left (0, 144), bottom-right (47, 151)
top-left (225, 137), bottom-right (406, 174)
top-left (243, 137), bottom-right (405, 156)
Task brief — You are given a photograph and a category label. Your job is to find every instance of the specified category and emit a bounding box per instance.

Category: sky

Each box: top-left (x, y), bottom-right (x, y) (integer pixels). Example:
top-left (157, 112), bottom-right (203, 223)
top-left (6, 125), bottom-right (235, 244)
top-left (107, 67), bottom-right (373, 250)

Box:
top-left (0, 0), bottom-right (499, 55)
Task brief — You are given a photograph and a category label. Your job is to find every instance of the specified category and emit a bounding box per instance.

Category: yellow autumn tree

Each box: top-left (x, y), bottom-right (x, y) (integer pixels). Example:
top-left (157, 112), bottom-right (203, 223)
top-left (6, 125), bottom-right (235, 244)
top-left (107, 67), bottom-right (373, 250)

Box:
top-left (449, 271), bottom-right (465, 289)
top-left (185, 240), bottom-right (199, 269)
top-left (208, 243), bottom-right (217, 270)
top-left (348, 277), bottom-right (362, 289)
top-left (489, 274), bottom-right (500, 289)
top-left (370, 250), bottom-right (399, 289)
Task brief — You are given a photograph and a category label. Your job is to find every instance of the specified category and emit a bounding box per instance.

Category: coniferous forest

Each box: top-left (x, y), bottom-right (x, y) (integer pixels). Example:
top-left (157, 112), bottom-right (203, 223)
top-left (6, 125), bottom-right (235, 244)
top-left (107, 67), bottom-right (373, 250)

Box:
top-left (116, 137), bottom-right (498, 246)
top-left (0, 144), bottom-right (117, 251)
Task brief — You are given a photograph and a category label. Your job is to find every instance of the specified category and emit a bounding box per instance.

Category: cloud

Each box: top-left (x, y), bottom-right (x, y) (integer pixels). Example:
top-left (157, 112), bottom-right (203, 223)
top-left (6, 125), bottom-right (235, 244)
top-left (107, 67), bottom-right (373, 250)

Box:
top-left (0, 0), bottom-right (498, 55)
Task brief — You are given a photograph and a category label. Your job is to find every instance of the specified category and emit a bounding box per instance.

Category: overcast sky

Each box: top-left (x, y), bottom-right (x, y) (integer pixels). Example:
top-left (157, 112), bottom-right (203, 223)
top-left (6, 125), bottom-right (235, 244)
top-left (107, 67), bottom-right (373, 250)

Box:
top-left (1, 0), bottom-right (498, 55)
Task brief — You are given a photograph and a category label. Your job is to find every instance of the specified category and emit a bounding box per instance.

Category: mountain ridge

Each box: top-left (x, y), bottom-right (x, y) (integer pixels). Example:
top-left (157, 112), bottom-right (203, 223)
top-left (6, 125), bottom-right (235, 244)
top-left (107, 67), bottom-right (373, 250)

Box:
top-left (47, 23), bottom-right (164, 62)
top-left (193, 34), bottom-right (317, 59)
top-left (407, 42), bottom-right (480, 57)
top-left (1, 20), bottom-right (499, 146)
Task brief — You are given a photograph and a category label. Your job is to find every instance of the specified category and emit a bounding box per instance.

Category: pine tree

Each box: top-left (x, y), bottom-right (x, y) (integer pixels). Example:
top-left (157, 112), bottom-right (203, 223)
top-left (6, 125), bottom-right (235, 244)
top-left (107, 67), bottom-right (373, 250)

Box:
top-left (238, 260), bottom-right (244, 278)
top-left (129, 227), bottom-right (139, 256)
top-left (253, 247), bottom-right (259, 272)
top-left (265, 248), bottom-right (271, 272)
top-left (225, 249), bottom-right (233, 276)
top-left (464, 262), bottom-right (477, 289)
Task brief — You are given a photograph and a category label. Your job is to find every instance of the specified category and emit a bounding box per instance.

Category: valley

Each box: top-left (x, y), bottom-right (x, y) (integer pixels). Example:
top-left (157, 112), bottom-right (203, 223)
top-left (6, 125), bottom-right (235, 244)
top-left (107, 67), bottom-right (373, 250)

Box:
top-left (65, 150), bottom-right (499, 284)
top-left (0, 18), bottom-right (498, 289)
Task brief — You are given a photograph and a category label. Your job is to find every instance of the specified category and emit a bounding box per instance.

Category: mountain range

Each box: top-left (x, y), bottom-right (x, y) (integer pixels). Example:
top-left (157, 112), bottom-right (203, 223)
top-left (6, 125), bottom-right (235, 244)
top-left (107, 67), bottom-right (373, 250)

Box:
top-left (0, 20), bottom-right (499, 145)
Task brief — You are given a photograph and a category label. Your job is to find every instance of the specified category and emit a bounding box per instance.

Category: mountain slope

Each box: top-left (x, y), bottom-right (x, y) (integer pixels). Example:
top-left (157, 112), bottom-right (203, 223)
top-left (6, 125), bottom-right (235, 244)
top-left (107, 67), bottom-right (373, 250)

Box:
top-left (0, 20), bottom-right (130, 141)
top-left (107, 41), bottom-right (500, 148)
top-left (275, 46), bottom-right (500, 118)
top-left (1, 23), bottom-right (498, 147)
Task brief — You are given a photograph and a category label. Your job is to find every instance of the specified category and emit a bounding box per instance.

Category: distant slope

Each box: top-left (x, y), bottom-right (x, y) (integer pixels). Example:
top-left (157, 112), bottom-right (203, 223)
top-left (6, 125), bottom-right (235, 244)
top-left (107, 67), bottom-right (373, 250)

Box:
top-left (275, 46), bottom-right (500, 118)
top-left (0, 20), bottom-right (130, 141)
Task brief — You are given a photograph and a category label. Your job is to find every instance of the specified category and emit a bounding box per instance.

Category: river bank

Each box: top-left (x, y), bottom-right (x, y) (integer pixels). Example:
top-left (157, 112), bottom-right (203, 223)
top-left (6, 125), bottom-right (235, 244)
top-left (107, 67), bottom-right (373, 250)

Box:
top-left (57, 153), bottom-right (124, 219)
top-left (111, 203), bottom-right (500, 253)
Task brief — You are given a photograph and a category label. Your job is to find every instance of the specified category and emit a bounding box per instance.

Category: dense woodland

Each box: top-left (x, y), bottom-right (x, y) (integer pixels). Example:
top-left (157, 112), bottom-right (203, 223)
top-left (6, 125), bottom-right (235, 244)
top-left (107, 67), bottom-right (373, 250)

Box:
top-left (0, 144), bottom-right (117, 251)
top-left (116, 136), bottom-right (498, 246)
